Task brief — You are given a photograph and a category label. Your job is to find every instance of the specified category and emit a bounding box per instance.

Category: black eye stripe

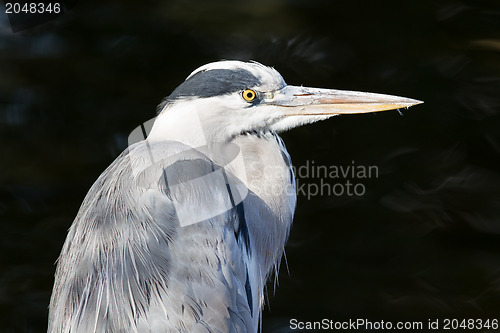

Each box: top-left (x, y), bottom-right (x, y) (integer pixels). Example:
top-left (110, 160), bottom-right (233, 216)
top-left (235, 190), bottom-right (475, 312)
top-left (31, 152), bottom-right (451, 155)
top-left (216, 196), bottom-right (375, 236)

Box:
top-left (167, 69), bottom-right (261, 101)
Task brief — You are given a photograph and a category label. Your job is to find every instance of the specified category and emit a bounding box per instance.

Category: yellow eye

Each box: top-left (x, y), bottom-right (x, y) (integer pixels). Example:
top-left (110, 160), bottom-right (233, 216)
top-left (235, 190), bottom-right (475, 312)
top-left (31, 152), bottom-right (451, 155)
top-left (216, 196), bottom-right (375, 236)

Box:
top-left (242, 89), bottom-right (257, 102)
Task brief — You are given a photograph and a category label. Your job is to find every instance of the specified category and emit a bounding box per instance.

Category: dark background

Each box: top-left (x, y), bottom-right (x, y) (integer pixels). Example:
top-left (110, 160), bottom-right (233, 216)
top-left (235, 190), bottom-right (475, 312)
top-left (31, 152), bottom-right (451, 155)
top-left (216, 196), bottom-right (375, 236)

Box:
top-left (1, 0), bottom-right (500, 332)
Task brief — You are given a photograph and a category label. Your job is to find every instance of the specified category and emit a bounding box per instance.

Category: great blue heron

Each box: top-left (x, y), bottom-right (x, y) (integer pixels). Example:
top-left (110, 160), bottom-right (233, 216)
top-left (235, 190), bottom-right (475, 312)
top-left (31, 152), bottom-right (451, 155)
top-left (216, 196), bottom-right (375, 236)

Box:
top-left (48, 60), bottom-right (422, 332)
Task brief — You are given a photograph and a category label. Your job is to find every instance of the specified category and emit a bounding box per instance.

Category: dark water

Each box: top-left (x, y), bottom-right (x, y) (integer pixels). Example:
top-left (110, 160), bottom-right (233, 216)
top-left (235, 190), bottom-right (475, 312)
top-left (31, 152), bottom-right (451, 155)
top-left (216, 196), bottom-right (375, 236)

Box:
top-left (1, 0), bottom-right (500, 332)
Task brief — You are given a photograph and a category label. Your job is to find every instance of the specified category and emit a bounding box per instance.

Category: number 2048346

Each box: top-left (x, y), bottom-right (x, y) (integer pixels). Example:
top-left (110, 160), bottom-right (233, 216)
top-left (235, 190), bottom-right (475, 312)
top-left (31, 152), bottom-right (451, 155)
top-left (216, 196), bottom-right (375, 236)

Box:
top-left (5, 3), bottom-right (61, 14)
top-left (442, 318), bottom-right (498, 330)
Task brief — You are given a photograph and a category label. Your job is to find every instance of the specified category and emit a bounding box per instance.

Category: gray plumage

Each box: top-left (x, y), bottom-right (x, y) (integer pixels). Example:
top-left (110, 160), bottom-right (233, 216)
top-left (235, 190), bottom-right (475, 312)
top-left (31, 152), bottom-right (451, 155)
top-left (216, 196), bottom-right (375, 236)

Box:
top-left (49, 133), bottom-right (294, 333)
top-left (48, 61), bottom-right (421, 332)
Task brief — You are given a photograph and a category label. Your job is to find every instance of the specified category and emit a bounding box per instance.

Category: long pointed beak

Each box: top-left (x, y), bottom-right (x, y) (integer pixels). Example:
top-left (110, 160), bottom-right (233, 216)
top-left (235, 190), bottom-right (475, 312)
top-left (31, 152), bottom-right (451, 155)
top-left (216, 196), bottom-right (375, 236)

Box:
top-left (270, 85), bottom-right (423, 115)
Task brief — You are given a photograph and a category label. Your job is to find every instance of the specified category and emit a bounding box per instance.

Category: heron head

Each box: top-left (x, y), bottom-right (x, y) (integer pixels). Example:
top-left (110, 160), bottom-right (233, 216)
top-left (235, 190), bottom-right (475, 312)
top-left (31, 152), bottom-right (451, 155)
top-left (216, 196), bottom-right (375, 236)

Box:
top-left (149, 60), bottom-right (422, 145)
